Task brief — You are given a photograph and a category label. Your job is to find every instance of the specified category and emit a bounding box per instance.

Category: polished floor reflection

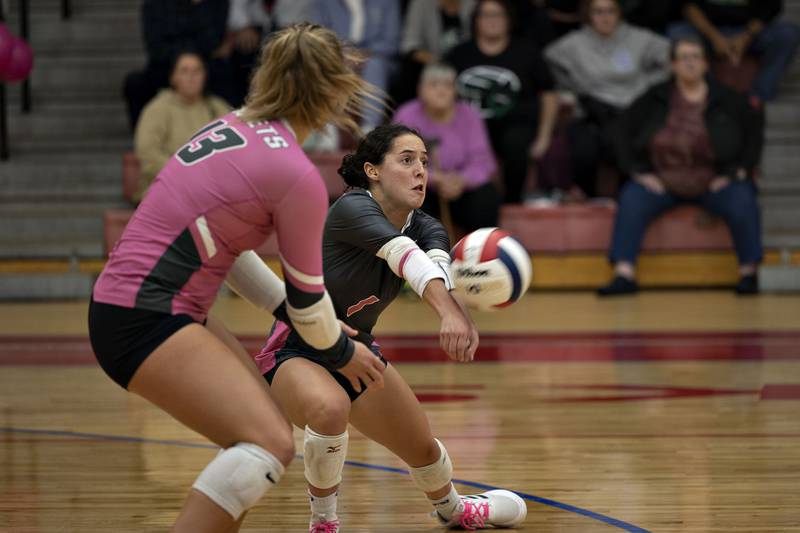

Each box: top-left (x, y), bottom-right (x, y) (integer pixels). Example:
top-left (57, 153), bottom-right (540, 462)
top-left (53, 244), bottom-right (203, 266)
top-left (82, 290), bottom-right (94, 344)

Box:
top-left (1, 292), bottom-right (799, 532)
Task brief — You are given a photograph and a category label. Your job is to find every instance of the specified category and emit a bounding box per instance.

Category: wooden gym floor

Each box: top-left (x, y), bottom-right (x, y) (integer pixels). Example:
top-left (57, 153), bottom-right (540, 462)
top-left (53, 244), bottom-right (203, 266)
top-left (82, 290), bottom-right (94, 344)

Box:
top-left (1, 291), bottom-right (799, 532)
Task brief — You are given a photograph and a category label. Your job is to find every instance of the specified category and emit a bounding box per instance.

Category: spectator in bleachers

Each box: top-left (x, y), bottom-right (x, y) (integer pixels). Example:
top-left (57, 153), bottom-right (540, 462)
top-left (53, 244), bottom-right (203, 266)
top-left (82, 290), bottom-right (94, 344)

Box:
top-left (123, 0), bottom-right (230, 129)
top-left (544, 0), bottom-right (670, 197)
top-left (394, 63), bottom-right (500, 232)
top-left (133, 52), bottom-right (231, 203)
top-left (217, 0), bottom-right (315, 106)
top-left (598, 37), bottom-right (763, 296)
top-left (667, 0), bottom-right (800, 107)
top-left (310, 0), bottom-right (401, 130)
top-left (391, 0), bottom-right (476, 105)
top-left (446, 0), bottom-right (559, 203)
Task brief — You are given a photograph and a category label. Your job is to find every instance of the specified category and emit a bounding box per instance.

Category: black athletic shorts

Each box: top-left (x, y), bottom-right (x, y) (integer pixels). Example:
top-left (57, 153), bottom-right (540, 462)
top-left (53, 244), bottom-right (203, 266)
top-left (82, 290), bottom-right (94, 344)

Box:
top-left (263, 330), bottom-right (388, 402)
top-left (88, 298), bottom-right (199, 389)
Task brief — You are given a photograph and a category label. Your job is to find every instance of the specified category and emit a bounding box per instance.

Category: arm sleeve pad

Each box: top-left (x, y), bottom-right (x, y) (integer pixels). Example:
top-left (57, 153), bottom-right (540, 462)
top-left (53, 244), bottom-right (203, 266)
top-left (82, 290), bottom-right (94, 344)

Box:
top-left (426, 248), bottom-right (454, 291)
top-left (377, 236), bottom-right (446, 297)
top-left (225, 250), bottom-right (286, 314)
top-left (287, 290), bottom-right (355, 368)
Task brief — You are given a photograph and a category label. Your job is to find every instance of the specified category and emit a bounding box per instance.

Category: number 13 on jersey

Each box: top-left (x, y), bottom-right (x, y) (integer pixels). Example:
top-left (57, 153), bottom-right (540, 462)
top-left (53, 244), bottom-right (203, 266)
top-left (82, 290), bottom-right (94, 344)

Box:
top-left (177, 119), bottom-right (248, 165)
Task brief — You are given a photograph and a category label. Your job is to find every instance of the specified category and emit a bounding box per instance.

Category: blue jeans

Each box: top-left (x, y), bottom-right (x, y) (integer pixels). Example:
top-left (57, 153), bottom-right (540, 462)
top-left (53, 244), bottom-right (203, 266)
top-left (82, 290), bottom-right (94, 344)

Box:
top-left (667, 20), bottom-right (800, 101)
top-left (609, 180), bottom-right (763, 266)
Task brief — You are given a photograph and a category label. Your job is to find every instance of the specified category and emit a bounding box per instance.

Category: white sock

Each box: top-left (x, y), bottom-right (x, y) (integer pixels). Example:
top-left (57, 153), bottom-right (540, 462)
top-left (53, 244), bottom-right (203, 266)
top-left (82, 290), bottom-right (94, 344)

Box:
top-left (309, 490), bottom-right (338, 522)
top-left (430, 484), bottom-right (460, 521)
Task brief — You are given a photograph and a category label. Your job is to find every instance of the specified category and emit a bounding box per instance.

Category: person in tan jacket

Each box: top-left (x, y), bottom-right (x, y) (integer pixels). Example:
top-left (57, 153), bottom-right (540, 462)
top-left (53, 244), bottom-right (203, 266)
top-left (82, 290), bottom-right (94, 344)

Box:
top-left (133, 51), bottom-right (231, 203)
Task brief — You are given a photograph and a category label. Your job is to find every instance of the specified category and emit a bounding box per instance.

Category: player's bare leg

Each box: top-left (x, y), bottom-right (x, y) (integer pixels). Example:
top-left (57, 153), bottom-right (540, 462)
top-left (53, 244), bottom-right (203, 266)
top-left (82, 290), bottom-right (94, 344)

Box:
top-left (350, 364), bottom-right (527, 529)
top-left (127, 324), bottom-right (294, 533)
top-left (270, 358), bottom-right (352, 532)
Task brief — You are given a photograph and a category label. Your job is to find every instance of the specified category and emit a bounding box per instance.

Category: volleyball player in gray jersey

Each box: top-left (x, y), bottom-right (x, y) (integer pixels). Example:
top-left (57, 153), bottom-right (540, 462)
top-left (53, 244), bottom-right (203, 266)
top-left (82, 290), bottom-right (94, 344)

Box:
top-left (255, 125), bottom-right (527, 532)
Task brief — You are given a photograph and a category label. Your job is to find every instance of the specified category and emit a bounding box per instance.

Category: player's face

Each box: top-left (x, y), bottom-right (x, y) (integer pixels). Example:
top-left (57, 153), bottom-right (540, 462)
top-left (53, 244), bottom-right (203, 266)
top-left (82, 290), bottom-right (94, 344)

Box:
top-left (377, 134), bottom-right (429, 210)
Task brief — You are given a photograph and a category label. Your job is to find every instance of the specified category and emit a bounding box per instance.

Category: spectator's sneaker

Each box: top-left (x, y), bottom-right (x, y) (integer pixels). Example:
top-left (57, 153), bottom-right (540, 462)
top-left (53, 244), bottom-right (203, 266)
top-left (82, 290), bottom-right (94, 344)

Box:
top-left (309, 518), bottom-right (339, 533)
top-left (436, 490), bottom-right (527, 530)
top-left (735, 274), bottom-right (759, 295)
top-left (597, 276), bottom-right (639, 296)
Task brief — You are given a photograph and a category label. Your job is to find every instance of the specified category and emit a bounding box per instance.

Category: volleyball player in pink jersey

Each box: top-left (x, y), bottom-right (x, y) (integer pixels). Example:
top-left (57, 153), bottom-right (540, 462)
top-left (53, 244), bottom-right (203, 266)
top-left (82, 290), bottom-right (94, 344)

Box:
top-left (88, 25), bottom-right (385, 533)
top-left (256, 125), bottom-right (527, 532)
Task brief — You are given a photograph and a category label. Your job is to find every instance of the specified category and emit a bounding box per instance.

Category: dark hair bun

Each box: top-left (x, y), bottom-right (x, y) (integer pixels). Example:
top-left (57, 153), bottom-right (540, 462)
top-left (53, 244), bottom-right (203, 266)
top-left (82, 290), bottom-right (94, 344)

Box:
top-left (337, 153), bottom-right (367, 188)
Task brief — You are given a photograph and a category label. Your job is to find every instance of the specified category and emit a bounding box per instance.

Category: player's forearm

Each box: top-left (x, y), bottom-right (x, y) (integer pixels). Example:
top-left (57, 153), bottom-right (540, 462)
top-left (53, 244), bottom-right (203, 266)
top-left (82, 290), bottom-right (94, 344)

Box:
top-left (423, 279), bottom-right (464, 322)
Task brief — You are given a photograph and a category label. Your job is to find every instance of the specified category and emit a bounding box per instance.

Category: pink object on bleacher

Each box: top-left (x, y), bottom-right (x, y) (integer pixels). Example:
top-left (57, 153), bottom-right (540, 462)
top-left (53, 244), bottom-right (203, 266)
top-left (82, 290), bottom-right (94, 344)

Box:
top-left (0, 24), bottom-right (13, 76)
top-left (0, 35), bottom-right (33, 83)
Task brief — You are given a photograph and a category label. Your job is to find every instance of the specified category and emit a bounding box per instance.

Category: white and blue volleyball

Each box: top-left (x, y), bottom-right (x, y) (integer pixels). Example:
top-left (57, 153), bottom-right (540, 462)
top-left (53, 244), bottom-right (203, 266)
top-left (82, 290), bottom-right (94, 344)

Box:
top-left (449, 228), bottom-right (532, 311)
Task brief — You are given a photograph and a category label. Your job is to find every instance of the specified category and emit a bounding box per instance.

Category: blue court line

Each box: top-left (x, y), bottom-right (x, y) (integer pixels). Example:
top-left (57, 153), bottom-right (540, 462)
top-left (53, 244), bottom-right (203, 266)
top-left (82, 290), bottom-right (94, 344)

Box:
top-left (1, 426), bottom-right (651, 533)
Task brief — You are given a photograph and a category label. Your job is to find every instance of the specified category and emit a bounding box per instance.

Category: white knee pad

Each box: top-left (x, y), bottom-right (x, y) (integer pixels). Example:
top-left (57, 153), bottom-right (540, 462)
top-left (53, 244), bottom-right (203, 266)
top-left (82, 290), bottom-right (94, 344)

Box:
top-left (304, 426), bottom-right (348, 490)
top-left (409, 439), bottom-right (453, 492)
top-left (193, 442), bottom-right (285, 519)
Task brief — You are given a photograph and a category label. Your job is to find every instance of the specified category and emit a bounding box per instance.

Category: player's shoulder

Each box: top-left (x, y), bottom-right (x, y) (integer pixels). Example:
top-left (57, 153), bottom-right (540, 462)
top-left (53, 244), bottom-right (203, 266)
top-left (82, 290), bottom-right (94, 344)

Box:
top-left (410, 207), bottom-right (438, 225)
top-left (331, 189), bottom-right (380, 211)
top-left (407, 208), bottom-right (445, 235)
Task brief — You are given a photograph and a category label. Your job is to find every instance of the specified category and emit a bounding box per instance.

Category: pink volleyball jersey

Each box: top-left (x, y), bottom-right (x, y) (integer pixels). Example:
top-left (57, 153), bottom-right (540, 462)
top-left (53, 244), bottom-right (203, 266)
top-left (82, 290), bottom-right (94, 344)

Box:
top-left (93, 113), bottom-right (328, 322)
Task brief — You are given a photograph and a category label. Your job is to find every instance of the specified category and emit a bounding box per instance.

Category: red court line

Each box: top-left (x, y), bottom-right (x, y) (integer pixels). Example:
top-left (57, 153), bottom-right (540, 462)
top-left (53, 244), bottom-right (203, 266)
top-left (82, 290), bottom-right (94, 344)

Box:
top-left (1, 332), bottom-right (799, 365)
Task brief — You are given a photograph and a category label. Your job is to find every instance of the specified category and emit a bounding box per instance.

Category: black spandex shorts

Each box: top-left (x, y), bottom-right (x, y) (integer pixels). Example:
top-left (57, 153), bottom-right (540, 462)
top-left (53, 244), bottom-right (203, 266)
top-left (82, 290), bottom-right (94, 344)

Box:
top-left (88, 298), bottom-right (199, 389)
top-left (263, 332), bottom-right (387, 402)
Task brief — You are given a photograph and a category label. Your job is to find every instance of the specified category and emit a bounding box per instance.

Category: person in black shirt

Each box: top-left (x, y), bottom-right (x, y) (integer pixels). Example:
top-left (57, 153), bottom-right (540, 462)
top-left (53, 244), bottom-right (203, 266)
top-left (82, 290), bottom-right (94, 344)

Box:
top-left (667, 0), bottom-right (800, 105)
top-left (254, 124), bottom-right (527, 531)
top-left (446, 0), bottom-right (559, 203)
top-left (122, 0), bottom-right (232, 129)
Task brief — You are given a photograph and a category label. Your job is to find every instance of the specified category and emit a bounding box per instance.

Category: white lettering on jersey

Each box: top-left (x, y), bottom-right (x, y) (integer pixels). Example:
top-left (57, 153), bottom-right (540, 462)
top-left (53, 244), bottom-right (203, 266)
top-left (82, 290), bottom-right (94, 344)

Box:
top-left (256, 125), bottom-right (289, 149)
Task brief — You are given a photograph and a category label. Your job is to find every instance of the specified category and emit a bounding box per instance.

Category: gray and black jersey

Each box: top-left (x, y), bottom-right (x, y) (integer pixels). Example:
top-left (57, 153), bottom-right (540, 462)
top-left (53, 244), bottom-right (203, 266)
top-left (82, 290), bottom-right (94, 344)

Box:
top-left (323, 189), bottom-right (450, 346)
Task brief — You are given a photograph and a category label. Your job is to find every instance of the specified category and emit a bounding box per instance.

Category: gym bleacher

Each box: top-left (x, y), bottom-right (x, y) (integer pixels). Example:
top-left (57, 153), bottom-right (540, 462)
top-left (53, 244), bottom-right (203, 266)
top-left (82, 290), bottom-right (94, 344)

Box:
top-left (1, 0), bottom-right (799, 297)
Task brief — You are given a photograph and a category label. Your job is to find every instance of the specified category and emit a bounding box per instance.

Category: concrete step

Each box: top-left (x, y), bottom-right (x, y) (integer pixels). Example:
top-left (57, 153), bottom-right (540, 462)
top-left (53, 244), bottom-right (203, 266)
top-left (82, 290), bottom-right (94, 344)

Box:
top-left (4, 0), bottom-right (139, 18)
top-left (5, 12), bottom-right (142, 54)
top-left (0, 238), bottom-right (105, 259)
top-left (6, 101), bottom-right (129, 142)
top-left (759, 177), bottom-right (800, 195)
top-left (761, 144), bottom-right (800, 176)
top-left (766, 101), bottom-right (800, 128)
top-left (763, 230), bottom-right (800, 249)
top-left (761, 196), bottom-right (800, 231)
top-left (0, 202), bottom-right (113, 251)
top-left (25, 54), bottom-right (142, 97)
top-left (0, 272), bottom-right (95, 300)
top-left (0, 152), bottom-right (121, 186)
top-left (3, 83), bottom-right (125, 109)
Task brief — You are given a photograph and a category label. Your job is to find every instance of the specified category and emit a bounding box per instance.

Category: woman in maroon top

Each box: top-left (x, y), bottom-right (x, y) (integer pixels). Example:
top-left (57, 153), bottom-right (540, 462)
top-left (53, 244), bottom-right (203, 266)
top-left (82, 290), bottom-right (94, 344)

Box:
top-left (599, 36), bottom-right (764, 295)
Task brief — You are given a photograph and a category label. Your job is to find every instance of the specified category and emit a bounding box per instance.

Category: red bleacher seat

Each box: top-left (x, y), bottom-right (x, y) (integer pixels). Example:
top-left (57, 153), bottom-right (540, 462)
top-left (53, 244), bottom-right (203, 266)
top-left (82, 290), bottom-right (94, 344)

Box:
top-left (106, 204), bottom-right (734, 259)
top-left (499, 204), bottom-right (733, 253)
top-left (103, 209), bottom-right (135, 255)
top-left (122, 152), bottom-right (141, 204)
top-left (104, 208), bottom-right (282, 258)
